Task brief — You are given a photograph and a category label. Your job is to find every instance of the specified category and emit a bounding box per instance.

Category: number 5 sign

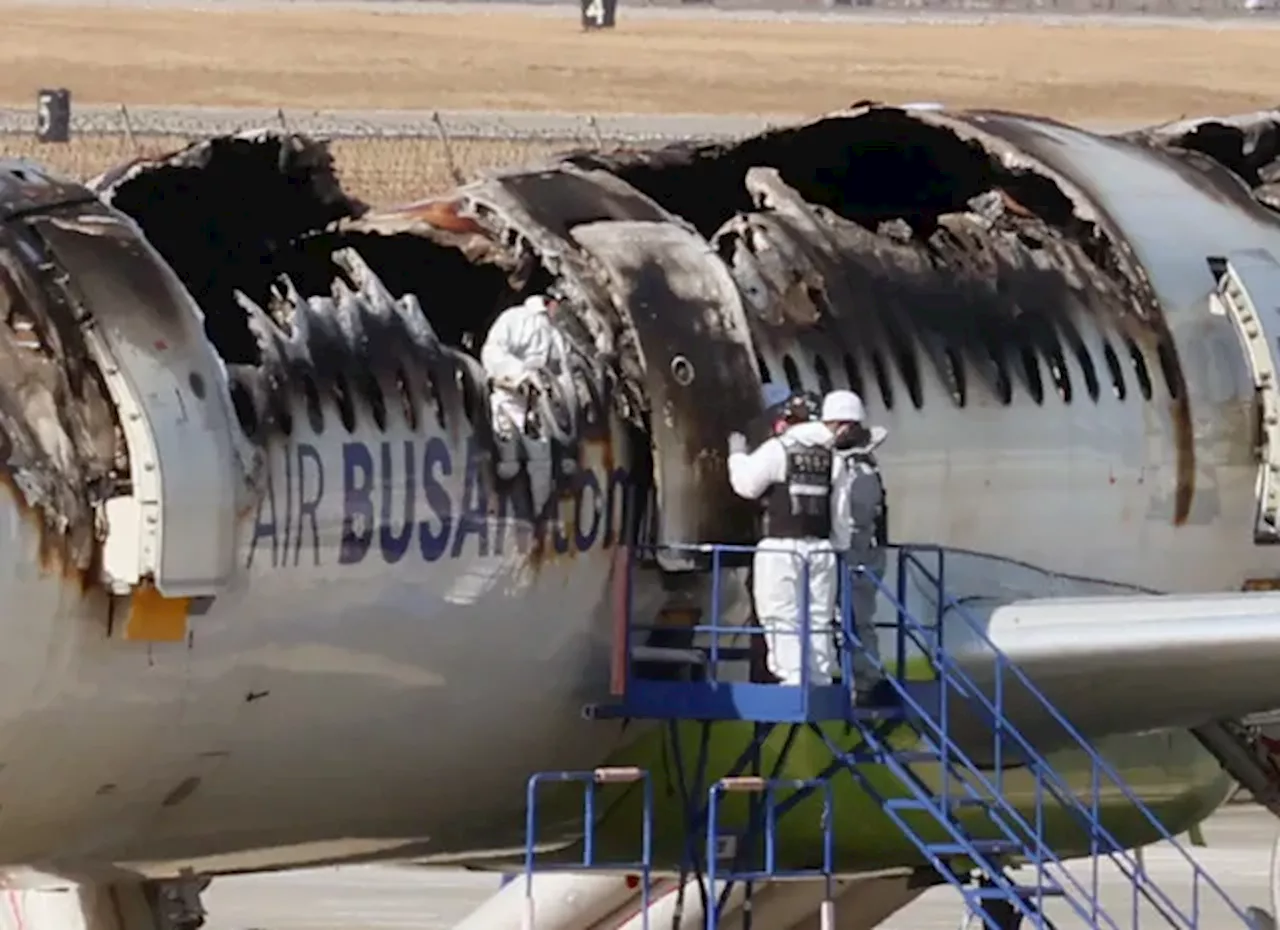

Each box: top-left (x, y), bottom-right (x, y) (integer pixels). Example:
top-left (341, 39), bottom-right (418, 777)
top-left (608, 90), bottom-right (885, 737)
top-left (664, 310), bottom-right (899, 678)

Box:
top-left (35, 88), bottom-right (71, 143)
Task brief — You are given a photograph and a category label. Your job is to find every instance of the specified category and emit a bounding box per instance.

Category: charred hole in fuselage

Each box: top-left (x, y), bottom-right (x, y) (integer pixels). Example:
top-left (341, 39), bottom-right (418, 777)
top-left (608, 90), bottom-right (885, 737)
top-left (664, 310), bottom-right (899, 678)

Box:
top-left (1158, 121), bottom-right (1279, 188)
top-left (297, 231), bottom-right (525, 353)
top-left (92, 137), bottom-right (535, 439)
top-left (95, 134), bottom-right (366, 369)
top-left (570, 109), bottom-right (1089, 248)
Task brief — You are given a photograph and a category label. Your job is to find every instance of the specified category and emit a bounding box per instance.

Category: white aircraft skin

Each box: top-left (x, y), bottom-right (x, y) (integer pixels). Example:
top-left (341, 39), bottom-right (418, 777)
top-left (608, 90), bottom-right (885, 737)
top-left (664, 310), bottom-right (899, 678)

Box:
top-left (0, 397), bottom-right (652, 870)
top-left (0, 104), bottom-right (1279, 930)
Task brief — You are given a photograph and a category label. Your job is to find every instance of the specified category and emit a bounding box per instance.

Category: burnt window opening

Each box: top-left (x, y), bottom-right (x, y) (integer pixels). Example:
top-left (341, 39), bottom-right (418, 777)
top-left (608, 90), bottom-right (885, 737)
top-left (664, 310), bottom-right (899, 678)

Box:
top-left (395, 368), bottom-right (418, 430)
top-left (783, 354), bottom-right (803, 392)
top-left (1057, 316), bottom-right (1100, 402)
top-left (1019, 343), bottom-right (1045, 406)
top-left (432, 380), bottom-right (448, 430)
top-left (1156, 338), bottom-right (1183, 400)
top-left (332, 374), bottom-right (357, 433)
top-left (458, 369), bottom-right (477, 425)
top-left (756, 349), bottom-right (772, 383)
top-left (1126, 338), bottom-right (1153, 401)
top-left (870, 350), bottom-right (895, 410)
top-left (230, 380), bottom-right (258, 438)
top-left (1101, 341), bottom-right (1127, 400)
top-left (980, 338), bottom-right (1013, 405)
top-left (843, 352), bottom-right (865, 398)
top-left (884, 323), bottom-right (924, 410)
top-left (270, 392), bottom-right (294, 438)
top-left (361, 372), bottom-right (388, 431)
top-left (944, 345), bottom-right (967, 407)
top-left (1042, 330), bottom-right (1073, 404)
top-left (302, 376), bottom-right (324, 434)
top-left (814, 354), bottom-right (834, 395)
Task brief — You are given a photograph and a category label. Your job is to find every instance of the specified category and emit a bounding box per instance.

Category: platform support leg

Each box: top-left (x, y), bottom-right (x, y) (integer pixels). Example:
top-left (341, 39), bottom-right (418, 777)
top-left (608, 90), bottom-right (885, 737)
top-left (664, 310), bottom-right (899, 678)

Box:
top-left (669, 719), bottom-right (714, 928)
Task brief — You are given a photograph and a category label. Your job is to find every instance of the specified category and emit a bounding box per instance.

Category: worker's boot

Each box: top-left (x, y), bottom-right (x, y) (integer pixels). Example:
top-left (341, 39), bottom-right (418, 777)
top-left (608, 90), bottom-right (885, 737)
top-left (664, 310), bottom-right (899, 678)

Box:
top-left (855, 677), bottom-right (896, 707)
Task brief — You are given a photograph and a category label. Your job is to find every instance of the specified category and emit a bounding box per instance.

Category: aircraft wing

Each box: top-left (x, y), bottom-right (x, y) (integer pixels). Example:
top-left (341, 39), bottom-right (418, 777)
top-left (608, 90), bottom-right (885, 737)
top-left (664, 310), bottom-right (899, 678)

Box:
top-left (918, 589), bottom-right (1280, 765)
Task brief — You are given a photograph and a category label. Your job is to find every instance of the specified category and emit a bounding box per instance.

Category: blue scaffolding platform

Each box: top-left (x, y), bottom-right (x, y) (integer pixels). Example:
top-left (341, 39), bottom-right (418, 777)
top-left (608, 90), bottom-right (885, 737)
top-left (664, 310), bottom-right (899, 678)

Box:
top-left (523, 543), bottom-right (1255, 930)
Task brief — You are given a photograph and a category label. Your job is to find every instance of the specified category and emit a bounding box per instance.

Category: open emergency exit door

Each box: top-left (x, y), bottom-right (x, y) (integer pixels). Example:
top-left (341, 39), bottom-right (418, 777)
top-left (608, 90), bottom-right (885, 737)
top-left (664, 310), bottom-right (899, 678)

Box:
top-left (1214, 249), bottom-right (1280, 544)
top-left (570, 220), bottom-right (764, 571)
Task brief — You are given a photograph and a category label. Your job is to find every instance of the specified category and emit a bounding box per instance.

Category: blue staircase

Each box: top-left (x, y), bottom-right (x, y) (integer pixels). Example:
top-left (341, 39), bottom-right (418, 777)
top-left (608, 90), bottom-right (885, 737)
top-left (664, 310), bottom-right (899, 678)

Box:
top-left (521, 543), bottom-right (1255, 930)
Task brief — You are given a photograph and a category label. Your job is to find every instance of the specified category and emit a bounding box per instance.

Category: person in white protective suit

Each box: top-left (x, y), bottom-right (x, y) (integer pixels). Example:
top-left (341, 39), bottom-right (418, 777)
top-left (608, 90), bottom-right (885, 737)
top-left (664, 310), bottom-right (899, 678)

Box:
top-left (480, 294), bottom-right (568, 441)
top-left (823, 389), bottom-right (890, 704)
top-left (727, 391), bottom-right (841, 686)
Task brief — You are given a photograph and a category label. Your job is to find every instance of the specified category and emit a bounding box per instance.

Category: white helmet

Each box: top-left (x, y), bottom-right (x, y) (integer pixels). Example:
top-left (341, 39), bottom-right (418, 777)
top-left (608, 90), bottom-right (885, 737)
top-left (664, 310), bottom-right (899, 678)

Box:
top-left (821, 389), bottom-right (866, 423)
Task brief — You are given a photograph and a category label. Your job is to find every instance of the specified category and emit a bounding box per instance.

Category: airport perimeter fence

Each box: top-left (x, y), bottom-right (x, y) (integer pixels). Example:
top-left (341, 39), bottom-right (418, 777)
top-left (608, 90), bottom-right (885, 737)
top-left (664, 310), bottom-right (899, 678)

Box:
top-left (0, 104), bottom-right (764, 205)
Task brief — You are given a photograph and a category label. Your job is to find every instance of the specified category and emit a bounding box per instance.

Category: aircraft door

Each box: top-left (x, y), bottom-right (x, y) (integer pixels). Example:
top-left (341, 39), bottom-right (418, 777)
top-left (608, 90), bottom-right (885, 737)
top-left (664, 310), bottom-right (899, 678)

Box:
top-left (1214, 250), bottom-right (1280, 544)
top-left (570, 220), bottom-right (764, 570)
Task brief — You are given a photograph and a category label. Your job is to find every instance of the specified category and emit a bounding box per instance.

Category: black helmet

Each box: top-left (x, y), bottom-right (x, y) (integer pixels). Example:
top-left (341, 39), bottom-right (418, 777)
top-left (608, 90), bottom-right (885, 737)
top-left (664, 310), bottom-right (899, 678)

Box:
top-left (779, 390), bottom-right (821, 426)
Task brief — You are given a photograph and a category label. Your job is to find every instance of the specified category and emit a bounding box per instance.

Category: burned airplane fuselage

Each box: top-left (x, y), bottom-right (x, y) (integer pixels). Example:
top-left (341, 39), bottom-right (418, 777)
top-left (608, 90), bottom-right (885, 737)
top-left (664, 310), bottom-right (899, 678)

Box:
top-left (0, 106), bottom-right (1277, 872)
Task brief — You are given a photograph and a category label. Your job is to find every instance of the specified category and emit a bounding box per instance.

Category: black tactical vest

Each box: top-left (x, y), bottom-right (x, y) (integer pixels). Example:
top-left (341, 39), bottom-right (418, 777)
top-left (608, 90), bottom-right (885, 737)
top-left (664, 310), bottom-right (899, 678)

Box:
top-left (762, 441), bottom-right (833, 539)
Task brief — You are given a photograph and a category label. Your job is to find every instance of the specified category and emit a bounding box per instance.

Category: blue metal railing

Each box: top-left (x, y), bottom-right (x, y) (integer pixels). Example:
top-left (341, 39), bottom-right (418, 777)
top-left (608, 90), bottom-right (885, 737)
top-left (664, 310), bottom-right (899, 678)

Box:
top-left (844, 545), bottom-right (1255, 929)
top-left (627, 541), bottom-right (819, 685)
top-left (704, 776), bottom-right (836, 930)
top-left (546, 541), bottom-right (1250, 929)
top-left (523, 767), bottom-right (654, 930)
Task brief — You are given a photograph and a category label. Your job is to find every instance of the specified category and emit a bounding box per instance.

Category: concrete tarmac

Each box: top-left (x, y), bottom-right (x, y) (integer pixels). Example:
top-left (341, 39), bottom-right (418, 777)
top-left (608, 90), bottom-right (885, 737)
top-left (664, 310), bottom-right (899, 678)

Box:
top-left (203, 804), bottom-right (1277, 929)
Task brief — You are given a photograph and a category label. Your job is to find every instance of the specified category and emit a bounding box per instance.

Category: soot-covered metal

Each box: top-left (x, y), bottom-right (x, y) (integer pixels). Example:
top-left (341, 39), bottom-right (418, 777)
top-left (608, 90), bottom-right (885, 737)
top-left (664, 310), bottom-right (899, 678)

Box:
top-left (569, 107), bottom-right (1174, 412)
top-left (89, 107), bottom-right (1183, 448)
top-left (1122, 109), bottom-right (1280, 214)
top-left (10, 104), bottom-right (1278, 561)
top-left (0, 162), bottom-right (124, 577)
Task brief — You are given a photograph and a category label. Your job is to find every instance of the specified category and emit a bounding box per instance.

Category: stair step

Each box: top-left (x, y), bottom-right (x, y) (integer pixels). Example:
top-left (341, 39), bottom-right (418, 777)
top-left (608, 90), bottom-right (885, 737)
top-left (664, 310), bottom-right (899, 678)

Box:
top-left (845, 748), bottom-right (941, 765)
top-left (891, 750), bottom-right (943, 764)
top-left (885, 796), bottom-right (992, 812)
top-left (927, 839), bottom-right (1022, 857)
top-left (969, 883), bottom-right (1066, 901)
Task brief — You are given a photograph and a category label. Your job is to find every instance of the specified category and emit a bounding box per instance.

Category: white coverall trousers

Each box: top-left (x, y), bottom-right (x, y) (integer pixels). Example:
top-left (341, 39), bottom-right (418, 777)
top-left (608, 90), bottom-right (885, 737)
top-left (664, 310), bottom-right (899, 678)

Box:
top-left (841, 545), bottom-right (886, 691)
top-left (754, 537), bottom-right (838, 686)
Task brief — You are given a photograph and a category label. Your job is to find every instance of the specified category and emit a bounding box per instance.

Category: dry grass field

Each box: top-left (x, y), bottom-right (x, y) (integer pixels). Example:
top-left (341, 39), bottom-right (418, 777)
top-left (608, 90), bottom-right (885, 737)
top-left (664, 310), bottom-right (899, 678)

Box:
top-left (1, 4), bottom-right (1278, 203)
top-left (2, 5), bottom-right (1278, 119)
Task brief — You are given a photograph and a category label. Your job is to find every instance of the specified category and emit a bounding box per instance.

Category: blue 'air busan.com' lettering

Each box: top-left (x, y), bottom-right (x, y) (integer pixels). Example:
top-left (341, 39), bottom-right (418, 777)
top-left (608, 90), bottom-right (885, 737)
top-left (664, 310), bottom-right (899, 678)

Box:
top-left (246, 437), bottom-right (631, 569)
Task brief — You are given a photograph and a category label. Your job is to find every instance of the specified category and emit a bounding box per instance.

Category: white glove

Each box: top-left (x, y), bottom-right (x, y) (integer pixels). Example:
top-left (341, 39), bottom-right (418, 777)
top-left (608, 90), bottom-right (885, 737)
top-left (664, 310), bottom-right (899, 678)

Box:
top-left (728, 432), bottom-right (748, 456)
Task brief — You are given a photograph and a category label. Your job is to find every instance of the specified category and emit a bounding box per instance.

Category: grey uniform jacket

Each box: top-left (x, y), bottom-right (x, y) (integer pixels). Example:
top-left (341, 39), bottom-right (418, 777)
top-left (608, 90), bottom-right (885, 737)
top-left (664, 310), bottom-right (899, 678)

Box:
top-left (831, 450), bottom-right (885, 558)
